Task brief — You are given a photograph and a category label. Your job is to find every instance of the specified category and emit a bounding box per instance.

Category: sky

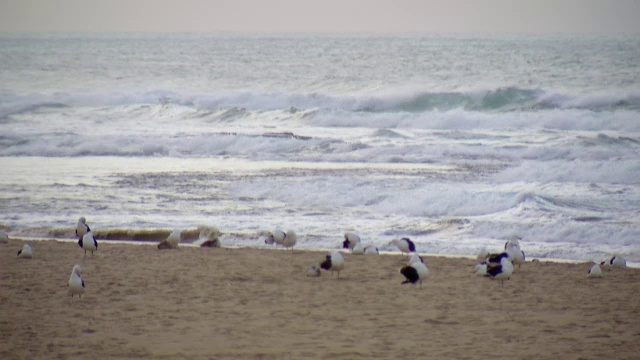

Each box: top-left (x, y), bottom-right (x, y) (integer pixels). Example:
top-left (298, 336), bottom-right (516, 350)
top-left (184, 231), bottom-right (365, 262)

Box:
top-left (1, 0), bottom-right (639, 34)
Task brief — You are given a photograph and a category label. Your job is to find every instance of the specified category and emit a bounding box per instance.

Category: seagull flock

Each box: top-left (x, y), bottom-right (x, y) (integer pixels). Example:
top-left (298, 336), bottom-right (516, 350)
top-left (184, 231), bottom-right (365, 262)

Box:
top-left (3, 218), bottom-right (631, 300)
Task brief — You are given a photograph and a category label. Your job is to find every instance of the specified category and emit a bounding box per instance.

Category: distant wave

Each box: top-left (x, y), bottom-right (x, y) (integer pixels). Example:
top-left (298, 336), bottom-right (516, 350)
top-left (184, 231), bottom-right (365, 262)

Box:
top-left (2, 86), bottom-right (640, 119)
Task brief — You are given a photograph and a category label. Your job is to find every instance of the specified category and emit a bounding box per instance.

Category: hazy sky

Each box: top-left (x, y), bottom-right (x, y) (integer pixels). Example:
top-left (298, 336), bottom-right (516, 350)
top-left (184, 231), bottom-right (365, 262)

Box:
top-left (1, 0), bottom-right (639, 34)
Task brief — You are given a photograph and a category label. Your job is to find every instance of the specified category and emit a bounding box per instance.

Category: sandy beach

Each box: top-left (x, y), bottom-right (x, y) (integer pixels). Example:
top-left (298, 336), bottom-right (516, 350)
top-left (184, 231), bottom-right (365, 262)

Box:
top-left (1, 238), bottom-right (639, 360)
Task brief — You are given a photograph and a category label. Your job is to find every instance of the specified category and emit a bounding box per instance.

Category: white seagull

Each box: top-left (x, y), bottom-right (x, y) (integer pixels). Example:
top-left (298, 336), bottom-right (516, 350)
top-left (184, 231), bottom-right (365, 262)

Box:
top-left (504, 236), bottom-right (521, 250)
top-left (158, 229), bottom-right (181, 249)
top-left (587, 263), bottom-right (604, 278)
top-left (281, 230), bottom-right (297, 250)
top-left (486, 254), bottom-right (514, 287)
top-left (389, 237), bottom-right (416, 254)
top-left (67, 264), bottom-right (85, 298)
top-left (407, 252), bottom-right (425, 265)
top-left (79, 231), bottom-right (98, 257)
top-left (364, 244), bottom-right (379, 255)
top-left (75, 217), bottom-right (91, 241)
top-left (506, 247), bottom-right (526, 269)
top-left (604, 255), bottom-right (627, 268)
top-left (320, 251), bottom-right (345, 278)
top-left (352, 242), bottom-right (379, 255)
top-left (265, 229), bottom-right (298, 249)
top-left (0, 231), bottom-right (8, 243)
top-left (342, 232), bottom-right (361, 250)
top-left (400, 262), bottom-right (430, 288)
top-left (351, 242), bottom-right (366, 255)
top-left (306, 264), bottom-right (321, 277)
top-left (17, 244), bottom-right (33, 259)
top-left (474, 261), bottom-right (489, 276)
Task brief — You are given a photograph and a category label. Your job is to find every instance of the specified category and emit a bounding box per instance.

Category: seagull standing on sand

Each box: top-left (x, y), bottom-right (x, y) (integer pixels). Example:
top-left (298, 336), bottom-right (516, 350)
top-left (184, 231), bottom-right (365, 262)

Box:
top-left (281, 230), bottom-right (297, 250)
top-left (343, 232), bottom-right (361, 250)
top-left (474, 261), bottom-right (489, 276)
top-left (0, 231), bottom-right (9, 243)
top-left (506, 247), bottom-right (526, 269)
top-left (587, 263), bottom-right (603, 278)
top-left (306, 265), bottom-right (321, 277)
top-left (486, 255), bottom-right (514, 287)
top-left (320, 251), bottom-right (345, 278)
top-left (352, 242), bottom-right (379, 255)
top-left (400, 262), bottom-right (430, 288)
top-left (158, 229), bottom-right (181, 249)
top-left (75, 217), bottom-right (90, 240)
top-left (407, 252), bottom-right (424, 265)
top-left (79, 231), bottom-right (98, 257)
top-left (604, 255), bottom-right (627, 268)
top-left (389, 238), bottom-right (416, 254)
top-left (17, 244), bottom-right (33, 258)
top-left (364, 244), bottom-right (379, 255)
top-left (67, 264), bottom-right (85, 298)
top-left (265, 229), bottom-right (295, 249)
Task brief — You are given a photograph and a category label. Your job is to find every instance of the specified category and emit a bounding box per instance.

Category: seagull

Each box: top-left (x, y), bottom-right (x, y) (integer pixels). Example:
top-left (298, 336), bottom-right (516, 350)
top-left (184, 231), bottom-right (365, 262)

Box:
top-left (601, 255), bottom-right (627, 267)
top-left (506, 247), bottom-right (526, 269)
top-left (474, 261), bottom-right (489, 276)
top-left (79, 231), bottom-right (98, 257)
top-left (265, 229), bottom-right (294, 249)
top-left (504, 236), bottom-right (521, 250)
top-left (486, 255), bottom-right (514, 287)
top-left (486, 252), bottom-right (510, 268)
top-left (363, 244), bottom-right (379, 255)
top-left (67, 264), bottom-right (85, 298)
top-left (352, 242), bottom-right (379, 255)
top-left (158, 229), bottom-right (181, 249)
top-left (320, 251), bottom-right (345, 278)
top-left (0, 231), bottom-right (8, 243)
top-left (17, 244), bottom-right (33, 259)
top-left (389, 237), bottom-right (416, 254)
top-left (75, 217), bottom-right (90, 240)
top-left (407, 252), bottom-right (424, 265)
top-left (400, 262), bottom-right (429, 288)
top-left (342, 232), bottom-right (361, 250)
top-left (352, 242), bottom-right (366, 255)
top-left (587, 263), bottom-right (603, 278)
top-left (306, 265), bottom-right (321, 277)
top-left (281, 230), bottom-right (297, 250)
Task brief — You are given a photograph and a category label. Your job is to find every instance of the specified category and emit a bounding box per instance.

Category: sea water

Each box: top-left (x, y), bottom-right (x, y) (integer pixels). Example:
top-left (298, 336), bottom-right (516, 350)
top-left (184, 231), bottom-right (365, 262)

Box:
top-left (1, 33), bottom-right (639, 264)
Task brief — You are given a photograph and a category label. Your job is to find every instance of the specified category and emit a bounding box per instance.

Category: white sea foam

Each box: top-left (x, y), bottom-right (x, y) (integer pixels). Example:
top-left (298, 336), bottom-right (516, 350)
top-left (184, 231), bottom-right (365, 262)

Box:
top-left (1, 34), bottom-right (639, 264)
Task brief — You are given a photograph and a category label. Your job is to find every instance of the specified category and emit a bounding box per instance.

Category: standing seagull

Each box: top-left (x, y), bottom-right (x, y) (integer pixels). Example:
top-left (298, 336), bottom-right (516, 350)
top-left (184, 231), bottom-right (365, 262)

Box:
top-left (158, 229), bottom-right (181, 249)
top-left (264, 229), bottom-right (298, 247)
top-left (487, 255), bottom-right (514, 287)
top-left (407, 252), bottom-right (425, 265)
top-left (79, 231), bottom-right (98, 257)
top-left (608, 255), bottom-right (627, 268)
top-left (75, 217), bottom-right (90, 240)
top-left (389, 238), bottom-right (416, 254)
top-left (0, 231), bottom-right (9, 243)
top-left (67, 264), bottom-right (85, 298)
top-left (400, 262), bottom-right (430, 288)
top-left (281, 230), bottom-right (297, 250)
top-left (587, 263), bottom-right (603, 278)
top-left (17, 244), bottom-right (33, 259)
top-left (320, 251), bottom-right (345, 278)
top-left (342, 232), bottom-right (361, 250)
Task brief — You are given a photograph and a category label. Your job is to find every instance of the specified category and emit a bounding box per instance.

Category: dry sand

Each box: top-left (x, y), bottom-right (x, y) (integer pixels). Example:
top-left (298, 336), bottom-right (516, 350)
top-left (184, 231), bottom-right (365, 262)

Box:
top-left (1, 239), bottom-right (639, 360)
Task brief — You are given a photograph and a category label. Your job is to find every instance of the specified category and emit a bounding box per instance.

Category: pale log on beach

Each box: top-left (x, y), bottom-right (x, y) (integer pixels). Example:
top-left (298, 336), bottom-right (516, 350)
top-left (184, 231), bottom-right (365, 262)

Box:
top-left (1, 239), bottom-right (640, 360)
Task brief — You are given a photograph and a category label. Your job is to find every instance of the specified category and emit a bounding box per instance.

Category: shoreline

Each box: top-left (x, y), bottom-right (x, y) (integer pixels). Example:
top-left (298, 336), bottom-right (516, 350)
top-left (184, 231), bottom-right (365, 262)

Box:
top-left (9, 235), bottom-right (639, 268)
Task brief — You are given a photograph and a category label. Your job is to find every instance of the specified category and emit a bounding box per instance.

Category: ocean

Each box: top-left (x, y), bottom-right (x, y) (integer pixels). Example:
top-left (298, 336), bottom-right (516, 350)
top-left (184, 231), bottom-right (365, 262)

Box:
top-left (1, 33), bottom-right (639, 264)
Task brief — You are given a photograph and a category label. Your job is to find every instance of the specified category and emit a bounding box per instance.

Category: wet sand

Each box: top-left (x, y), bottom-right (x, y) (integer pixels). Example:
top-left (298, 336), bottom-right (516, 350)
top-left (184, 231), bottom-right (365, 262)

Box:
top-left (1, 239), bottom-right (639, 359)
